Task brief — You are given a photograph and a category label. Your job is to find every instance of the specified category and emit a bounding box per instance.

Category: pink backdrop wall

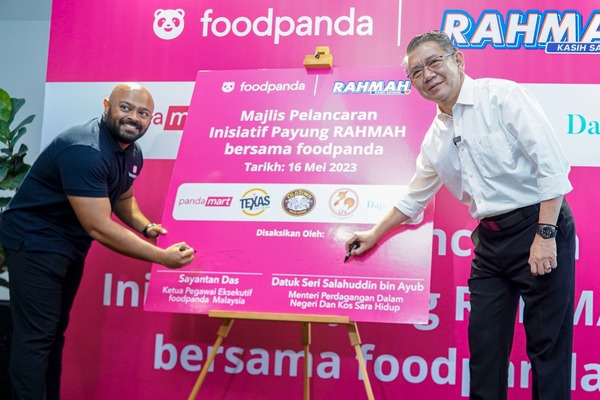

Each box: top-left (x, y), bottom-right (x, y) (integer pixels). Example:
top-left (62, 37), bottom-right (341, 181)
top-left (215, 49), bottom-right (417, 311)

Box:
top-left (42, 1), bottom-right (600, 398)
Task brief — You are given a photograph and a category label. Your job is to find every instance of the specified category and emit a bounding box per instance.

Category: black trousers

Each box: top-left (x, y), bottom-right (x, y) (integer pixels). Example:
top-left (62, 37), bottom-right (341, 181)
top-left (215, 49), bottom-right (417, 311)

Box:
top-left (468, 201), bottom-right (576, 400)
top-left (5, 245), bottom-right (84, 400)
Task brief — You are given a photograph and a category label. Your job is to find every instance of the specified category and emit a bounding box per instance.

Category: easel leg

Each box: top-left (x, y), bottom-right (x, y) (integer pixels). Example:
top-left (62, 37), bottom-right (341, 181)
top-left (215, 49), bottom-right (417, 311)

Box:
top-left (188, 318), bottom-right (235, 400)
top-left (347, 322), bottom-right (375, 400)
top-left (302, 322), bottom-right (311, 400)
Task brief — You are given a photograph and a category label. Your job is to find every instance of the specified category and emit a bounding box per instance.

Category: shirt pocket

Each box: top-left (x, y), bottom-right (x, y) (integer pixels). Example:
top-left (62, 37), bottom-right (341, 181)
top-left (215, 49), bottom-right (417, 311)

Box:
top-left (471, 131), bottom-right (517, 178)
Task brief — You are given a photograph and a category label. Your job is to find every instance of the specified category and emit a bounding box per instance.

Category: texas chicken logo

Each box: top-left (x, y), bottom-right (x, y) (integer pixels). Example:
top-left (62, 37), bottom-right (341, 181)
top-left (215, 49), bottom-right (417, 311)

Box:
top-left (153, 9), bottom-right (185, 40)
top-left (240, 188), bottom-right (271, 217)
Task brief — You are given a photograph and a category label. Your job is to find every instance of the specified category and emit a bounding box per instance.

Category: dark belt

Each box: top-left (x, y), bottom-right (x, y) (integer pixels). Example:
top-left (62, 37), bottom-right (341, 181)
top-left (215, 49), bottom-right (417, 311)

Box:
top-left (479, 204), bottom-right (540, 232)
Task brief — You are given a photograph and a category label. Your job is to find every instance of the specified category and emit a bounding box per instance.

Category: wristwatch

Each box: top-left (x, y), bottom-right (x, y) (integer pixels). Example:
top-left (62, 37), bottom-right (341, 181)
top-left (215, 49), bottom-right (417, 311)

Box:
top-left (536, 224), bottom-right (558, 239)
top-left (142, 222), bottom-right (157, 238)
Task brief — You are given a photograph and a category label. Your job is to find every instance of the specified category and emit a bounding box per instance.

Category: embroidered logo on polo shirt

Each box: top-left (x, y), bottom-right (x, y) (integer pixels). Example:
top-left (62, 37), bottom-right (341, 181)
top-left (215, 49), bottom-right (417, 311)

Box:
top-left (129, 165), bottom-right (139, 179)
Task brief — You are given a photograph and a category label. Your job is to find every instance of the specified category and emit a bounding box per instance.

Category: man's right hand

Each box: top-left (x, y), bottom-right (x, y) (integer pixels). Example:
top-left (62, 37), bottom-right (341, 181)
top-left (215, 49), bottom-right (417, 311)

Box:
top-left (161, 242), bottom-right (195, 269)
top-left (345, 231), bottom-right (377, 257)
top-left (344, 207), bottom-right (411, 259)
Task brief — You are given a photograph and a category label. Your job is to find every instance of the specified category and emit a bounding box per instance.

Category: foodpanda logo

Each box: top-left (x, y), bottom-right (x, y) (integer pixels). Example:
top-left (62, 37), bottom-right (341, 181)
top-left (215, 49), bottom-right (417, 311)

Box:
top-left (222, 82), bottom-right (235, 93)
top-left (153, 9), bottom-right (185, 40)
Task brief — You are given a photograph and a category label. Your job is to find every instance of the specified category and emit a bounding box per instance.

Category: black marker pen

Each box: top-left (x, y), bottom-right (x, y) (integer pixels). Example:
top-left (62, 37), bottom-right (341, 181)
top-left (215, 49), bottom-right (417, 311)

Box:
top-left (344, 239), bottom-right (360, 263)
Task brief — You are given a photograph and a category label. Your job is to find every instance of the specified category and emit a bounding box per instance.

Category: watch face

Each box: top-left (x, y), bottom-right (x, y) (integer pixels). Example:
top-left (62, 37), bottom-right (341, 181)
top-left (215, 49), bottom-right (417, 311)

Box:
top-left (538, 225), bottom-right (557, 239)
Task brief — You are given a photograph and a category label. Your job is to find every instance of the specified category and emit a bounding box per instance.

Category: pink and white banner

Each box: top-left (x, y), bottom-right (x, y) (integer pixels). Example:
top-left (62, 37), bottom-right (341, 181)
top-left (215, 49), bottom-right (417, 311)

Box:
top-left (143, 67), bottom-right (434, 323)
top-left (39, 1), bottom-right (600, 399)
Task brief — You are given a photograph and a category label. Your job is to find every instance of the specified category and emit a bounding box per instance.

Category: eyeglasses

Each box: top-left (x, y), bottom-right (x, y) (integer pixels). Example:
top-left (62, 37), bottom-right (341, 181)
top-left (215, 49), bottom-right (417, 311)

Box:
top-left (407, 53), bottom-right (456, 81)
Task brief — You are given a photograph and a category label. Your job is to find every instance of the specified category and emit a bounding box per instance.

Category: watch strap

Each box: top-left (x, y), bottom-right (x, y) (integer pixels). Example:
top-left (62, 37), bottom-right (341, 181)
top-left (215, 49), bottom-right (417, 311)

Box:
top-left (536, 223), bottom-right (558, 239)
top-left (142, 222), bottom-right (157, 238)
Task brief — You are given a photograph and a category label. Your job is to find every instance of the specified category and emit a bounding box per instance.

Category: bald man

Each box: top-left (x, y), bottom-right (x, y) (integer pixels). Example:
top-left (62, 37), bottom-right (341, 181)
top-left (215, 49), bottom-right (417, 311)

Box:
top-left (0, 83), bottom-right (195, 399)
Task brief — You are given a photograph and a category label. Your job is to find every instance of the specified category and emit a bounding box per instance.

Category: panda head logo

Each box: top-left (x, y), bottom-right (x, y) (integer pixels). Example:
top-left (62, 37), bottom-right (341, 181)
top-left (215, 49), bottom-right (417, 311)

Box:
top-left (222, 82), bottom-right (235, 93)
top-left (153, 9), bottom-right (185, 40)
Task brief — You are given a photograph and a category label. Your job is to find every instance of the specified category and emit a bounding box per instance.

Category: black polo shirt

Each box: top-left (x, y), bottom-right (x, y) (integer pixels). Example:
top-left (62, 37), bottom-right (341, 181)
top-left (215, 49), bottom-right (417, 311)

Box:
top-left (0, 116), bottom-right (144, 261)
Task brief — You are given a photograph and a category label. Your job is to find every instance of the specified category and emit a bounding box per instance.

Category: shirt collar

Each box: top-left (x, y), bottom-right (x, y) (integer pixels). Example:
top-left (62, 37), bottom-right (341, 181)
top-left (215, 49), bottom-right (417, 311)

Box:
top-left (455, 74), bottom-right (474, 106)
top-left (435, 74), bottom-right (474, 120)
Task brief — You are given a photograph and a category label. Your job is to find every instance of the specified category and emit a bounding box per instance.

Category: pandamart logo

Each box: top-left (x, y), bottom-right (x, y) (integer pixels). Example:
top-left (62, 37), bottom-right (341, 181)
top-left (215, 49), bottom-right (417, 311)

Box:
top-left (151, 106), bottom-right (189, 130)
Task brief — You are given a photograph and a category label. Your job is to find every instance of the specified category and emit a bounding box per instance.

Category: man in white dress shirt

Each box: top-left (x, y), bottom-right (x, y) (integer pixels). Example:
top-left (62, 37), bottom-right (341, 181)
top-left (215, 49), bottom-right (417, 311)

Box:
top-left (347, 30), bottom-right (576, 400)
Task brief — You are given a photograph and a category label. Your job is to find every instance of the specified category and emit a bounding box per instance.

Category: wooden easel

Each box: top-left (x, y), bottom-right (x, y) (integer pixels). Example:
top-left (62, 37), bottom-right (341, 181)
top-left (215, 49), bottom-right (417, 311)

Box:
top-left (188, 311), bottom-right (375, 400)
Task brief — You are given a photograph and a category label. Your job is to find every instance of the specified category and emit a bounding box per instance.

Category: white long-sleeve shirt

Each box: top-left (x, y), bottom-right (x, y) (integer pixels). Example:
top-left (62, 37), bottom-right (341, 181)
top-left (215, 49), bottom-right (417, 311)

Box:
top-left (395, 75), bottom-right (572, 220)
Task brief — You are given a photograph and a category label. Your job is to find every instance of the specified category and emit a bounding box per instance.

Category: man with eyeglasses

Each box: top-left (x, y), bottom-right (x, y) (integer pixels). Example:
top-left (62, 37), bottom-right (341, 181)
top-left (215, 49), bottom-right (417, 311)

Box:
top-left (346, 30), bottom-right (575, 400)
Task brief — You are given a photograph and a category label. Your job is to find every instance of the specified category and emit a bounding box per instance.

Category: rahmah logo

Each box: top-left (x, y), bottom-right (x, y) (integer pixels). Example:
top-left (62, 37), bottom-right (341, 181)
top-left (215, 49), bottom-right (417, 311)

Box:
top-left (332, 79), bottom-right (411, 95)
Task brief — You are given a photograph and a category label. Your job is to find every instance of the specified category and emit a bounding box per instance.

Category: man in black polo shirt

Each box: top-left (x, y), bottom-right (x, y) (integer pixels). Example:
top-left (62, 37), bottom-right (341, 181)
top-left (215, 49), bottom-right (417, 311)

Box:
top-left (0, 83), bottom-right (196, 400)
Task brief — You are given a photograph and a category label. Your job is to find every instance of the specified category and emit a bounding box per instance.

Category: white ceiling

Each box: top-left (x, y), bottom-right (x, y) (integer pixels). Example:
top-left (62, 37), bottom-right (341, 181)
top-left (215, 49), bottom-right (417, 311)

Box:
top-left (0, 0), bottom-right (52, 21)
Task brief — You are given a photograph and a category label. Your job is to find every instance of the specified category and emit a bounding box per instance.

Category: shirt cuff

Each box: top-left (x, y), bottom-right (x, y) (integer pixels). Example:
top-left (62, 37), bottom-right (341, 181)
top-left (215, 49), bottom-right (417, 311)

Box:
top-left (394, 198), bottom-right (426, 223)
top-left (538, 173), bottom-right (573, 201)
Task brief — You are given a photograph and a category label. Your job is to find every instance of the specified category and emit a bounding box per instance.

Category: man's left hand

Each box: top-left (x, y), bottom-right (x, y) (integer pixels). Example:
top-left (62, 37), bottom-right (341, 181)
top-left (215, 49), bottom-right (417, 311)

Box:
top-left (528, 235), bottom-right (557, 276)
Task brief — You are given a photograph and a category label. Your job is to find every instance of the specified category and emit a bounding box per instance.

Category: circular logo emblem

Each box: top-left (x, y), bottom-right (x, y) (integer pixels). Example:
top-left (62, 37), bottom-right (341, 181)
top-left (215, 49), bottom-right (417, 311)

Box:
top-left (240, 188), bottom-right (270, 216)
top-left (329, 188), bottom-right (359, 218)
top-left (282, 189), bottom-right (316, 216)
top-left (153, 9), bottom-right (186, 40)
top-left (222, 81), bottom-right (235, 93)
